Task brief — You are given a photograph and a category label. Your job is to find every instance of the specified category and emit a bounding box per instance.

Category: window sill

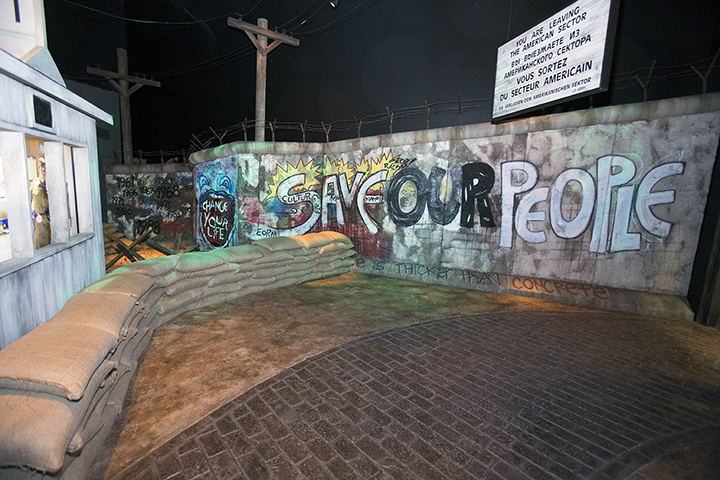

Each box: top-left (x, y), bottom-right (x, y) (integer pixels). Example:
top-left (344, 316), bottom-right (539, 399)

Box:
top-left (0, 233), bottom-right (95, 279)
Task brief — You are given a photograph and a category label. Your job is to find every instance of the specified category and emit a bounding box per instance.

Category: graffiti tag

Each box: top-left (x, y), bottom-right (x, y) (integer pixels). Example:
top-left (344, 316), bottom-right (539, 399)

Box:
top-left (199, 190), bottom-right (235, 248)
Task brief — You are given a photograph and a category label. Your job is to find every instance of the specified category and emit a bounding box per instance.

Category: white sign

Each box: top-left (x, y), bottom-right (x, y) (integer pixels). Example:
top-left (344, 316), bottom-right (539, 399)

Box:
top-left (492, 0), bottom-right (617, 120)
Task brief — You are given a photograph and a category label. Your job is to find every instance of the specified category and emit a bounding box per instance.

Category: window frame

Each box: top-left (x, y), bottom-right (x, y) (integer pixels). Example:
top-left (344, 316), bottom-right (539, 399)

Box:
top-left (0, 129), bottom-right (94, 277)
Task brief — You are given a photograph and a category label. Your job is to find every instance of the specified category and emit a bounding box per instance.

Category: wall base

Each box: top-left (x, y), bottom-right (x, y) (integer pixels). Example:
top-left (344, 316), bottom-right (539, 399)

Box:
top-left (352, 256), bottom-right (695, 322)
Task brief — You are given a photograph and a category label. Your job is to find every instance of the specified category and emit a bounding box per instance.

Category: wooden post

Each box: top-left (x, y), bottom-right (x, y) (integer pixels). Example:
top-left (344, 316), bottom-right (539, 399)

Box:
top-left (117, 48), bottom-right (132, 165)
top-left (255, 18), bottom-right (268, 142)
top-left (227, 17), bottom-right (300, 143)
top-left (87, 48), bottom-right (160, 165)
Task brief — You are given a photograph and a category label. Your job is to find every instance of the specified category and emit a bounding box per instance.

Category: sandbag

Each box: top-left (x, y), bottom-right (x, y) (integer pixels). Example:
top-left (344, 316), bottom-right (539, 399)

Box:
top-left (50, 292), bottom-right (143, 339)
top-left (286, 259), bottom-right (319, 272)
top-left (0, 396), bottom-right (74, 473)
top-left (251, 265), bottom-right (290, 280)
top-left (175, 252), bottom-right (225, 273)
top-left (293, 231), bottom-right (353, 248)
top-left (151, 270), bottom-right (187, 288)
top-left (164, 276), bottom-right (210, 297)
top-left (111, 255), bottom-right (180, 277)
top-left (251, 249), bottom-right (295, 265)
top-left (80, 273), bottom-right (154, 299)
top-left (0, 231), bottom-right (358, 479)
top-left (0, 323), bottom-right (116, 401)
top-left (210, 244), bottom-right (264, 264)
top-left (252, 236), bottom-right (303, 252)
top-left (206, 270), bottom-right (252, 287)
top-left (317, 242), bottom-right (352, 256)
top-left (0, 361), bottom-right (116, 473)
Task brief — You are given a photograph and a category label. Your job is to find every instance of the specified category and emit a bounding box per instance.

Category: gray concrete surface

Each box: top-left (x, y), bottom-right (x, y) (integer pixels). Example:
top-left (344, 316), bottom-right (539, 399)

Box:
top-left (89, 273), bottom-right (720, 479)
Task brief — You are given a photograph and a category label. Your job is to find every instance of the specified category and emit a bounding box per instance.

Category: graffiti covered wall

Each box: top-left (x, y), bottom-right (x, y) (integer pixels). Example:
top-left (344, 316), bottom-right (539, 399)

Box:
top-left (195, 156), bottom-right (239, 250)
top-left (105, 164), bottom-right (195, 246)
top-left (191, 95), bottom-right (720, 298)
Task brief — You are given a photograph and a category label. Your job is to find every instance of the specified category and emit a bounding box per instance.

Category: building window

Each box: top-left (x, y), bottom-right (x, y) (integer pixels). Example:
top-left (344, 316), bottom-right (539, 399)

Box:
top-left (0, 132), bottom-right (91, 264)
top-left (0, 153), bottom-right (9, 262)
top-left (27, 136), bottom-right (51, 249)
top-left (32, 95), bottom-right (52, 129)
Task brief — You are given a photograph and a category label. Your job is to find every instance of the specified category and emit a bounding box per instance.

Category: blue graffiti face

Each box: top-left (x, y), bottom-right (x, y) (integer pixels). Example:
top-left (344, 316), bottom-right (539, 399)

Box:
top-left (196, 156), bottom-right (239, 248)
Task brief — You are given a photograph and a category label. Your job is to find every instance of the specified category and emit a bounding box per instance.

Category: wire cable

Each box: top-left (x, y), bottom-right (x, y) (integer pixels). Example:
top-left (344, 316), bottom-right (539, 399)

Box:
top-left (55, 0), bottom-right (240, 25)
top-left (277, 0), bottom-right (327, 30)
top-left (147, 45), bottom-right (256, 77)
top-left (241, 0), bottom-right (269, 19)
top-left (291, 1), bottom-right (333, 32)
top-left (295, 0), bottom-right (383, 36)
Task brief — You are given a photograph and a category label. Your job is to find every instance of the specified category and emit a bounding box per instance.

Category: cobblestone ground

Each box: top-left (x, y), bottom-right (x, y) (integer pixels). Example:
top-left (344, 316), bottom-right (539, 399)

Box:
top-left (111, 311), bottom-right (720, 480)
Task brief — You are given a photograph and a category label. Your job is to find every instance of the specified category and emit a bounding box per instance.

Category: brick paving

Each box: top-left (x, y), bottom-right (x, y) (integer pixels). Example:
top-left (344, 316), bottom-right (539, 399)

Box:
top-left (110, 310), bottom-right (720, 480)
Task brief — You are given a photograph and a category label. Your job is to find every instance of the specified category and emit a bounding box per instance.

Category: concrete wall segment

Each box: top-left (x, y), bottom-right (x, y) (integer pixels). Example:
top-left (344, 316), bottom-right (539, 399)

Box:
top-left (105, 164), bottom-right (192, 175)
top-left (190, 93), bottom-right (720, 299)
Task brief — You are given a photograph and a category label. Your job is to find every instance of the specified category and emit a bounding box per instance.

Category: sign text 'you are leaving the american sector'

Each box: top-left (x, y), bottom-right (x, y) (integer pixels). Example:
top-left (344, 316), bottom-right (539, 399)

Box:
top-left (492, 0), bottom-right (618, 120)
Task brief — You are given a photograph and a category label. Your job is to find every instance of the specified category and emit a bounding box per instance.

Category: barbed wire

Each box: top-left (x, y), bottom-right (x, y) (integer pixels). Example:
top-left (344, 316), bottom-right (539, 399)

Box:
top-left (130, 51), bottom-right (719, 164)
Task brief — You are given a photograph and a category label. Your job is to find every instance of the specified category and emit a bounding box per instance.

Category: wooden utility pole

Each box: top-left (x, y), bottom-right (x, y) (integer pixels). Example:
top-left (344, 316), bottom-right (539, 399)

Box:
top-left (87, 48), bottom-right (161, 164)
top-left (227, 17), bottom-right (299, 142)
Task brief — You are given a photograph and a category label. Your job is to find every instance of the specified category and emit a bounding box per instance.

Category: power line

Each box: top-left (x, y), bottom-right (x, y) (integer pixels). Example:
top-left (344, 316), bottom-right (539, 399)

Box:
top-left (55, 0), bottom-right (243, 25)
top-left (291, 1), bottom-right (333, 33)
top-left (242, 0), bottom-right (269, 19)
top-left (276, 0), bottom-right (327, 30)
top-left (147, 45), bottom-right (256, 77)
top-left (295, 0), bottom-right (383, 36)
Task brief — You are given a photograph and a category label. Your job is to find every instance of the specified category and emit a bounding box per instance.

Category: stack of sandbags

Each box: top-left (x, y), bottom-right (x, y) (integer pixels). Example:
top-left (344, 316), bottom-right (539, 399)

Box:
top-left (0, 273), bottom-right (160, 479)
top-left (110, 230), bottom-right (356, 326)
top-left (0, 231), bottom-right (355, 479)
top-left (252, 230), bottom-right (357, 288)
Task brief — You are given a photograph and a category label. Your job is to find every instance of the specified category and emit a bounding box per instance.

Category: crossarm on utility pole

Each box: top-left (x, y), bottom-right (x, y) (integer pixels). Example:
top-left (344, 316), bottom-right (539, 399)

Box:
top-left (86, 48), bottom-right (161, 165)
top-left (226, 18), bottom-right (300, 47)
top-left (227, 17), bottom-right (300, 142)
top-left (85, 67), bottom-right (161, 88)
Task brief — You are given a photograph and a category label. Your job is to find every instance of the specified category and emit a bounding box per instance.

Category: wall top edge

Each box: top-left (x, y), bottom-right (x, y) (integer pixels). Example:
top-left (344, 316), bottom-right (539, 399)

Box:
top-left (189, 92), bottom-right (720, 166)
top-left (104, 163), bottom-right (192, 175)
top-left (0, 49), bottom-right (113, 126)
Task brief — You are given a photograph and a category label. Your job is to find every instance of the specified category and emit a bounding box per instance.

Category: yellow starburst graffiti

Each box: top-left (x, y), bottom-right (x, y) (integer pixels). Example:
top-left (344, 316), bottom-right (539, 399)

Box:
top-left (356, 150), bottom-right (403, 190)
top-left (263, 158), bottom-right (321, 201)
top-left (323, 156), bottom-right (357, 183)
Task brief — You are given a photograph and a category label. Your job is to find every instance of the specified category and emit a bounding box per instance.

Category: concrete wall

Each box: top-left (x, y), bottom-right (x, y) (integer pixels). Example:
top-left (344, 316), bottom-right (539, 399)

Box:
top-left (190, 94), bottom-right (720, 313)
top-left (105, 164), bottom-right (195, 247)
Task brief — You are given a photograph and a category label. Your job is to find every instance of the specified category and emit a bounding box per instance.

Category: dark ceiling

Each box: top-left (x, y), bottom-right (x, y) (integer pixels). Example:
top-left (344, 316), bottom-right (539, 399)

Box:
top-left (45, 0), bottom-right (720, 155)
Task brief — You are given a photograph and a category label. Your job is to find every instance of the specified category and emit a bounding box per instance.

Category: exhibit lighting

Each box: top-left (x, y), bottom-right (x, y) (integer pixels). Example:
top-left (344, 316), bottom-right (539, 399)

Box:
top-left (330, 0), bottom-right (340, 8)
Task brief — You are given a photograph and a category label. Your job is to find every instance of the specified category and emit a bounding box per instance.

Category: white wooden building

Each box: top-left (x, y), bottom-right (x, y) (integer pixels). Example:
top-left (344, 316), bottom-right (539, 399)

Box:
top-left (0, 0), bottom-right (113, 348)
